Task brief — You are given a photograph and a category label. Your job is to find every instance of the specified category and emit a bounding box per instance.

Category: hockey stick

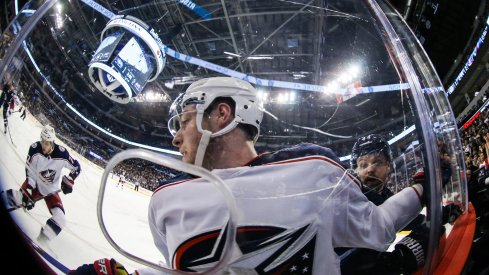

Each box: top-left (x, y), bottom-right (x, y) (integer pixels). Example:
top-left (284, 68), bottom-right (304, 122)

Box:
top-left (5, 189), bottom-right (62, 212)
top-left (6, 122), bottom-right (16, 148)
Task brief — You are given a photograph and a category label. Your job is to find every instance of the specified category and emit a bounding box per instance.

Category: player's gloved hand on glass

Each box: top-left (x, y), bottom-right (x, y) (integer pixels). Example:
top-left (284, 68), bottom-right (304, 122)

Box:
top-left (411, 168), bottom-right (425, 185)
top-left (69, 258), bottom-right (129, 275)
top-left (410, 157), bottom-right (453, 205)
top-left (62, 175), bottom-right (75, 194)
top-left (409, 168), bottom-right (427, 205)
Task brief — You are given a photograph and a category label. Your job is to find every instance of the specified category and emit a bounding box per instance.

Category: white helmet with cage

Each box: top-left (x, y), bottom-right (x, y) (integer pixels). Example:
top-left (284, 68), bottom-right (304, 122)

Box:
top-left (40, 125), bottom-right (56, 143)
top-left (168, 77), bottom-right (264, 166)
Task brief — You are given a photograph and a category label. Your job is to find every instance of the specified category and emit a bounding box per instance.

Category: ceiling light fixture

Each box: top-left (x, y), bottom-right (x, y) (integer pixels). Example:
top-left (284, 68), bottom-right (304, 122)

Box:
top-left (224, 51), bottom-right (241, 57)
top-left (247, 56), bottom-right (274, 60)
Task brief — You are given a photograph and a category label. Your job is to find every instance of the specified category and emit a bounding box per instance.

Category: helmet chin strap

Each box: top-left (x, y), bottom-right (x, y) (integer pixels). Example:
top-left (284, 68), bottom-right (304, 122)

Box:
top-left (193, 108), bottom-right (240, 168)
top-left (194, 130), bottom-right (211, 167)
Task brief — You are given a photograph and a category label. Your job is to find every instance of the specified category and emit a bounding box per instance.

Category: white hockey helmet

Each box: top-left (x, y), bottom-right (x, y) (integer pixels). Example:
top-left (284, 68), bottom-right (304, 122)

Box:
top-left (168, 77), bottom-right (264, 166)
top-left (40, 125), bottom-right (56, 142)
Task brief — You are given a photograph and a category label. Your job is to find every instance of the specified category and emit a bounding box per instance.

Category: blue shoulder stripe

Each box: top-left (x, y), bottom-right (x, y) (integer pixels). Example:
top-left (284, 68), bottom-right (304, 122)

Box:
top-left (250, 143), bottom-right (342, 167)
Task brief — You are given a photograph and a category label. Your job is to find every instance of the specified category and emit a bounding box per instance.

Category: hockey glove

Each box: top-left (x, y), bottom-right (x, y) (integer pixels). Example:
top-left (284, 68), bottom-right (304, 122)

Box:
top-left (62, 175), bottom-right (74, 194)
top-left (20, 188), bottom-right (35, 210)
top-left (411, 168), bottom-right (425, 185)
top-left (385, 224), bottom-right (429, 273)
top-left (69, 258), bottom-right (129, 275)
top-left (5, 188), bottom-right (35, 210)
top-left (410, 168), bottom-right (428, 205)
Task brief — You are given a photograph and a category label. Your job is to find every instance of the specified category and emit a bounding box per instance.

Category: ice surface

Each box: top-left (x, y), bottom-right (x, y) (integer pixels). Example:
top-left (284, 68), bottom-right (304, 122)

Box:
top-left (0, 113), bottom-right (164, 273)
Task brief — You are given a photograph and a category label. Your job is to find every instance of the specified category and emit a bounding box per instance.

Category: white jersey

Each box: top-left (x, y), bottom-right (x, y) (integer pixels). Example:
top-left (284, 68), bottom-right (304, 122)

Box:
top-left (25, 141), bottom-right (81, 196)
top-left (12, 93), bottom-right (21, 109)
top-left (144, 144), bottom-right (422, 274)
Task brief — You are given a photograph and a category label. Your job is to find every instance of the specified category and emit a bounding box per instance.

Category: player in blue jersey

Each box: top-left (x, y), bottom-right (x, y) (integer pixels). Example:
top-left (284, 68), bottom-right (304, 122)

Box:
top-left (349, 134), bottom-right (427, 224)
top-left (72, 77), bottom-right (426, 275)
top-left (351, 134), bottom-right (395, 203)
top-left (0, 82), bottom-right (16, 134)
top-left (337, 134), bottom-right (428, 274)
top-left (4, 125), bottom-right (81, 243)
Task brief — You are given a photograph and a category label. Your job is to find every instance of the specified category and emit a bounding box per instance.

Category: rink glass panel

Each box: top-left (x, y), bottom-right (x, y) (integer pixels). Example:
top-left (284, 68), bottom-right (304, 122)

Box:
top-left (0, 0), bottom-right (466, 273)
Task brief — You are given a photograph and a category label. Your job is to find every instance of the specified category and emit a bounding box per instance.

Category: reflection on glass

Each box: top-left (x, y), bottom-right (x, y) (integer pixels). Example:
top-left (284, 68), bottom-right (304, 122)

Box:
top-left (0, 0), bottom-right (469, 274)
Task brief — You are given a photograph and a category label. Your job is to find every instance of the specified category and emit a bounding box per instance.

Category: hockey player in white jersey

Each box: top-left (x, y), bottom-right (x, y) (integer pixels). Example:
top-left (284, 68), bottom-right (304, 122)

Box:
top-left (72, 77), bottom-right (426, 275)
top-left (5, 124), bottom-right (81, 243)
top-left (117, 173), bottom-right (126, 189)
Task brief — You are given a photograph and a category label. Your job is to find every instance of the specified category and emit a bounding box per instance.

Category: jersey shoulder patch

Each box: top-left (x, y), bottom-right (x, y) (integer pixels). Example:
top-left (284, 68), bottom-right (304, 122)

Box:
top-left (28, 142), bottom-right (43, 156)
top-left (51, 144), bottom-right (70, 159)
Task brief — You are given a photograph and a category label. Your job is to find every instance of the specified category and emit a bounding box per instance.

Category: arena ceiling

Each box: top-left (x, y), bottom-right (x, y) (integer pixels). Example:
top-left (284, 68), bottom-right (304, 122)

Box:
top-left (2, 0), bottom-right (486, 156)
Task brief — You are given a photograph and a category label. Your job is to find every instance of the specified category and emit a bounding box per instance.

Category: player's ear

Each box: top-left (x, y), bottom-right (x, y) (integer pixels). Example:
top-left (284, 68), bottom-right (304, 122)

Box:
top-left (216, 103), bottom-right (233, 126)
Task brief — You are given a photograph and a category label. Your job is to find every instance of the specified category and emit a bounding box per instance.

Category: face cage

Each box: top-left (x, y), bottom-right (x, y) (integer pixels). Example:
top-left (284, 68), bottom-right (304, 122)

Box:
top-left (167, 109), bottom-right (199, 137)
top-left (167, 92), bottom-right (209, 137)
